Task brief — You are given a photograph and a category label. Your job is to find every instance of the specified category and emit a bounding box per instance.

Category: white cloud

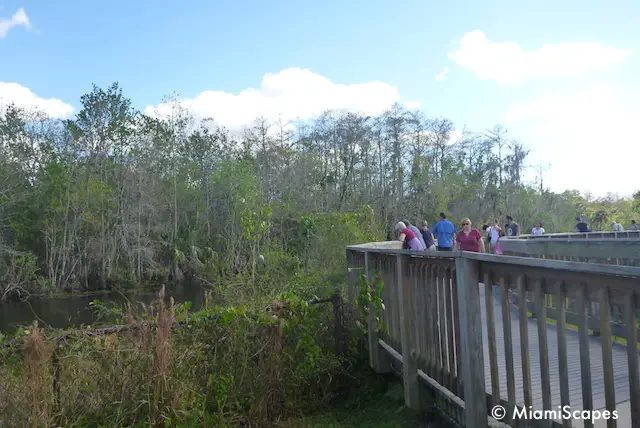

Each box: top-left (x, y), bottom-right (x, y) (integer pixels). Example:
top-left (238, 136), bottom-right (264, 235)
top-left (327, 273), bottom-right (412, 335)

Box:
top-left (504, 85), bottom-right (639, 197)
top-left (145, 68), bottom-right (407, 132)
top-left (448, 30), bottom-right (631, 85)
top-left (450, 130), bottom-right (463, 144)
top-left (435, 67), bottom-right (448, 82)
top-left (0, 8), bottom-right (30, 39)
top-left (0, 82), bottom-right (74, 118)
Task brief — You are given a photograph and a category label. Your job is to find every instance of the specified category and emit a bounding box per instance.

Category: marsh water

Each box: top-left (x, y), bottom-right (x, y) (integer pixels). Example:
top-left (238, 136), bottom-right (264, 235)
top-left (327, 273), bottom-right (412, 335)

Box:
top-left (0, 283), bottom-right (207, 334)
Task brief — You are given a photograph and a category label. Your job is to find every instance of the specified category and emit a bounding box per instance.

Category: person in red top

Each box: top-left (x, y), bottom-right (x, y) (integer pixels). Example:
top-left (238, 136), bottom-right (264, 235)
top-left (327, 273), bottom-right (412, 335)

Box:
top-left (455, 218), bottom-right (485, 252)
top-left (395, 221), bottom-right (425, 251)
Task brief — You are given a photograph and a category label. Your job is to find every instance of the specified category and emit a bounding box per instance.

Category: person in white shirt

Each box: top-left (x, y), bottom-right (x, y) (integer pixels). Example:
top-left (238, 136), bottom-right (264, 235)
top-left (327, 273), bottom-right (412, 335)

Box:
top-left (612, 221), bottom-right (624, 232)
top-left (486, 218), bottom-right (501, 252)
top-left (531, 221), bottom-right (545, 235)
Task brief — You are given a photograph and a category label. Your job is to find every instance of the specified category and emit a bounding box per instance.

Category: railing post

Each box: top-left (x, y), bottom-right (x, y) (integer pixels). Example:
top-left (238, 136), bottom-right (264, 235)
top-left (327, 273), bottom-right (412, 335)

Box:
top-left (347, 268), bottom-right (355, 307)
top-left (364, 251), bottom-right (390, 373)
top-left (455, 254), bottom-right (488, 428)
top-left (396, 253), bottom-right (421, 411)
top-left (346, 250), bottom-right (365, 334)
top-left (332, 289), bottom-right (346, 356)
top-left (346, 249), bottom-right (355, 310)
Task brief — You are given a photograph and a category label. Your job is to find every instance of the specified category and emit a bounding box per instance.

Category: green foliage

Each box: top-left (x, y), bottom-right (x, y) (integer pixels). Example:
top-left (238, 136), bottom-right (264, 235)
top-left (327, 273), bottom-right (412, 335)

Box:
top-left (297, 206), bottom-right (383, 271)
top-left (1, 82), bottom-right (637, 427)
top-left (0, 292), bottom-right (354, 427)
top-left (0, 252), bottom-right (49, 298)
top-left (241, 205), bottom-right (271, 242)
top-left (301, 383), bottom-right (429, 428)
top-left (356, 272), bottom-right (385, 335)
top-left (633, 191), bottom-right (640, 215)
top-left (2, 83), bottom-right (638, 296)
top-left (88, 299), bottom-right (127, 324)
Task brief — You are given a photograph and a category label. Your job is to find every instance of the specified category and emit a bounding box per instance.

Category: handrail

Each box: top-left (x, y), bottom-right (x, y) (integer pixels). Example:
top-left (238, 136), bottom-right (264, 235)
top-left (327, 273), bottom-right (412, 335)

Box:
top-left (462, 251), bottom-right (640, 277)
top-left (348, 243), bottom-right (640, 277)
top-left (346, 242), bottom-right (640, 428)
top-left (499, 236), bottom-right (640, 268)
top-left (508, 230), bottom-right (640, 240)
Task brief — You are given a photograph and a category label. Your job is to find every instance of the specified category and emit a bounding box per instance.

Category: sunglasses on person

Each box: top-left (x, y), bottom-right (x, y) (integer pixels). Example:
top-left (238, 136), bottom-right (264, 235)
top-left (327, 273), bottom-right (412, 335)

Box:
top-left (462, 222), bottom-right (470, 226)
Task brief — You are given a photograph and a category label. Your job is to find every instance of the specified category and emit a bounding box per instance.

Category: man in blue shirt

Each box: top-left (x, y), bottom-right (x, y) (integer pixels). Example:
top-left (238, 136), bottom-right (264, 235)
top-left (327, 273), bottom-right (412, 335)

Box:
top-left (432, 212), bottom-right (456, 251)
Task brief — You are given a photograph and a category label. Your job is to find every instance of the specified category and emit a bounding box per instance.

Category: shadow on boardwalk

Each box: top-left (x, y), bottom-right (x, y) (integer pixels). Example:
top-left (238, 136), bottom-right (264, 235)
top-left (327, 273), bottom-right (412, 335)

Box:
top-left (479, 283), bottom-right (636, 413)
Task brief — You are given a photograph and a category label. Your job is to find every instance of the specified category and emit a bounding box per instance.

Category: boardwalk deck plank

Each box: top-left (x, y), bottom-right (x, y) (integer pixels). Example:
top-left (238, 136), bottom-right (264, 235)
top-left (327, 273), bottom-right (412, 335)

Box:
top-left (480, 283), bottom-right (637, 412)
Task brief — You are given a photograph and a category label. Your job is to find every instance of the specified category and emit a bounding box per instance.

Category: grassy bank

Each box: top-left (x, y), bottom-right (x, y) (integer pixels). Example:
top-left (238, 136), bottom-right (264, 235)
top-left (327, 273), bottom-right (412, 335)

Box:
top-left (294, 383), bottom-right (435, 428)
top-left (1, 281), bottom-right (388, 427)
top-left (0, 293), bottom-right (441, 428)
top-left (0, 204), bottom-right (390, 426)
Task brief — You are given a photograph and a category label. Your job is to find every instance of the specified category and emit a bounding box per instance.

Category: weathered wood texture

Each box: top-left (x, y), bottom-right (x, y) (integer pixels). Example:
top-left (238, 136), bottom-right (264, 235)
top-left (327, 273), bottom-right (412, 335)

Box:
top-left (346, 244), bottom-right (640, 428)
top-left (456, 256), bottom-right (488, 428)
top-left (511, 231), bottom-right (640, 240)
top-left (497, 237), bottom-right (640, 353)
top-left (480, 282), bottom-right (639, 418)
top-left (500, 238), bottom-right (640, 267)
top-left (397, 254), bottom-right (421, 409)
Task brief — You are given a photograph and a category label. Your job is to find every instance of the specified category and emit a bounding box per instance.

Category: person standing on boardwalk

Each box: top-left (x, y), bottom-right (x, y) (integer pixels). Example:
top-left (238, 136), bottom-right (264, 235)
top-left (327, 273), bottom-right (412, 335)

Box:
top-left (455, 218), bottom-right (485, 252)
top-left (575, 216), bottom-right (591, 233)
top-left (531, 221), bottom-right (545, 235)
top-left (612, 221), bottom-right (624, 232)
top-left (631, 220), bottom-right (638, 231)
top-left (395, 221), bottom-right (424, 251)
top-left (420, 220), bottom-right (437, 252)
top-left (432, 212), bottom-right (456, 251)
top-left (494, 228), bottom-right (505, 254)
top-left (505, 215), bottom-right (521, 237)
top-left (486, 218), bottom-right (502, 252)
top-left (403, 219), bottom-right (426, 249)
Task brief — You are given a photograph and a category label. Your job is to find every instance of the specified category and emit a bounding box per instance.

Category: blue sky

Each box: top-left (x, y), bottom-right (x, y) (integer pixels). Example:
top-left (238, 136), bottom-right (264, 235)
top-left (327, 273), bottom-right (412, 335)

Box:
top-left (1, 0), bottom-right (638, 197)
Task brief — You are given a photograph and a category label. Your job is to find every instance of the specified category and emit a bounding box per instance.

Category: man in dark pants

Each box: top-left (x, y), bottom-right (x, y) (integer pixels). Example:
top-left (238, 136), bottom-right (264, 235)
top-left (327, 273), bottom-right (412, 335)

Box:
top-left (432, 212), bottom-right (456, 251)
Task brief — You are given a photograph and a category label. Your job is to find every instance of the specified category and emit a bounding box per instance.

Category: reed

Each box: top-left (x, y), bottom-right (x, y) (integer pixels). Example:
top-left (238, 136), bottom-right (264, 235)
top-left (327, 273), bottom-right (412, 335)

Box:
top-left (0, 286), bottom-right (349, 427)
top-left (23, 321), bottom-right (51, 427)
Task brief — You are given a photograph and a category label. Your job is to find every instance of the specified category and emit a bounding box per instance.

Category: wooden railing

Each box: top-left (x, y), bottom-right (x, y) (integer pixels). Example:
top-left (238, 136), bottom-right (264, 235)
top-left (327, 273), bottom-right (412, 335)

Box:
top-left (498, 238), bottom-right (640, 337)
top-left (346, 242), bottom-right (640, 428)
top-left (499, 238), bottom-right (640, 266)
top-left (510, 231), bottom-right (640, 240)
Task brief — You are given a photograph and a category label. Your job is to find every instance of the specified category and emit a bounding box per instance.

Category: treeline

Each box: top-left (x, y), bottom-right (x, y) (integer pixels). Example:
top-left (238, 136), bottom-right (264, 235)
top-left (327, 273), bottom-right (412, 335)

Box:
top-left (1, 82), bottom-right (638, 298)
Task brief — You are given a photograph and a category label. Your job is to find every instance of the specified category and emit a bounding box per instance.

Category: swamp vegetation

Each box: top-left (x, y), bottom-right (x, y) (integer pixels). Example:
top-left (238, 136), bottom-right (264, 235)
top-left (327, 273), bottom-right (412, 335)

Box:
top-left (0, 82), bottom-right (638, 426)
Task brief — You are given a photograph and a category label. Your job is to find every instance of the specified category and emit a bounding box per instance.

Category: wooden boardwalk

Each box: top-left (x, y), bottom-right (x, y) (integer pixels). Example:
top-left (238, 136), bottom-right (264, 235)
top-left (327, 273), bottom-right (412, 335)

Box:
top-left (479, 282), bottom-right (637, 412)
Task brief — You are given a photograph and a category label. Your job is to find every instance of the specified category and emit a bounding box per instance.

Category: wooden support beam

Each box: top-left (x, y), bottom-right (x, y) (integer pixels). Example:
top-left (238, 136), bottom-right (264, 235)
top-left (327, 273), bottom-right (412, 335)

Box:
top-left (396, 254), bottom-right (421, 411)
top-left (455, 255), bottom-right (488, 428)
top-left (365, 251), bottom-right (390, 373)
top-left (624, 292), bottom-right (640, 428)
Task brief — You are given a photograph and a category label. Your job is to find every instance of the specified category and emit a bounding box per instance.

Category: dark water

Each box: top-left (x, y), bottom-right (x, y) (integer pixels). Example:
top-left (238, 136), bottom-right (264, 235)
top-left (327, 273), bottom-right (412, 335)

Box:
top-left (0, 284), bottom-right (208, 335)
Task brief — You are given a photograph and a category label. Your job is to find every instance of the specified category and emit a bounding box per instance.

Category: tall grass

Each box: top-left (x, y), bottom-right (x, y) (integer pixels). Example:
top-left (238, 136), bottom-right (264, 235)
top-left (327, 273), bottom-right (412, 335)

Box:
top-left (0, 284), bottom-right (357, 427)
top-left (23, 322), bottom-right (51, 427)
top-left (0, 213), bottom-right (385, 427)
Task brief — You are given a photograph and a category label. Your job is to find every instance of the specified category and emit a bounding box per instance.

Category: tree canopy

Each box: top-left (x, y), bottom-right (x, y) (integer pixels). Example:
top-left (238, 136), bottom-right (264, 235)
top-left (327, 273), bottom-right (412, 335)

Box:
top-left (1, 82), bottom-right (638, 297)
